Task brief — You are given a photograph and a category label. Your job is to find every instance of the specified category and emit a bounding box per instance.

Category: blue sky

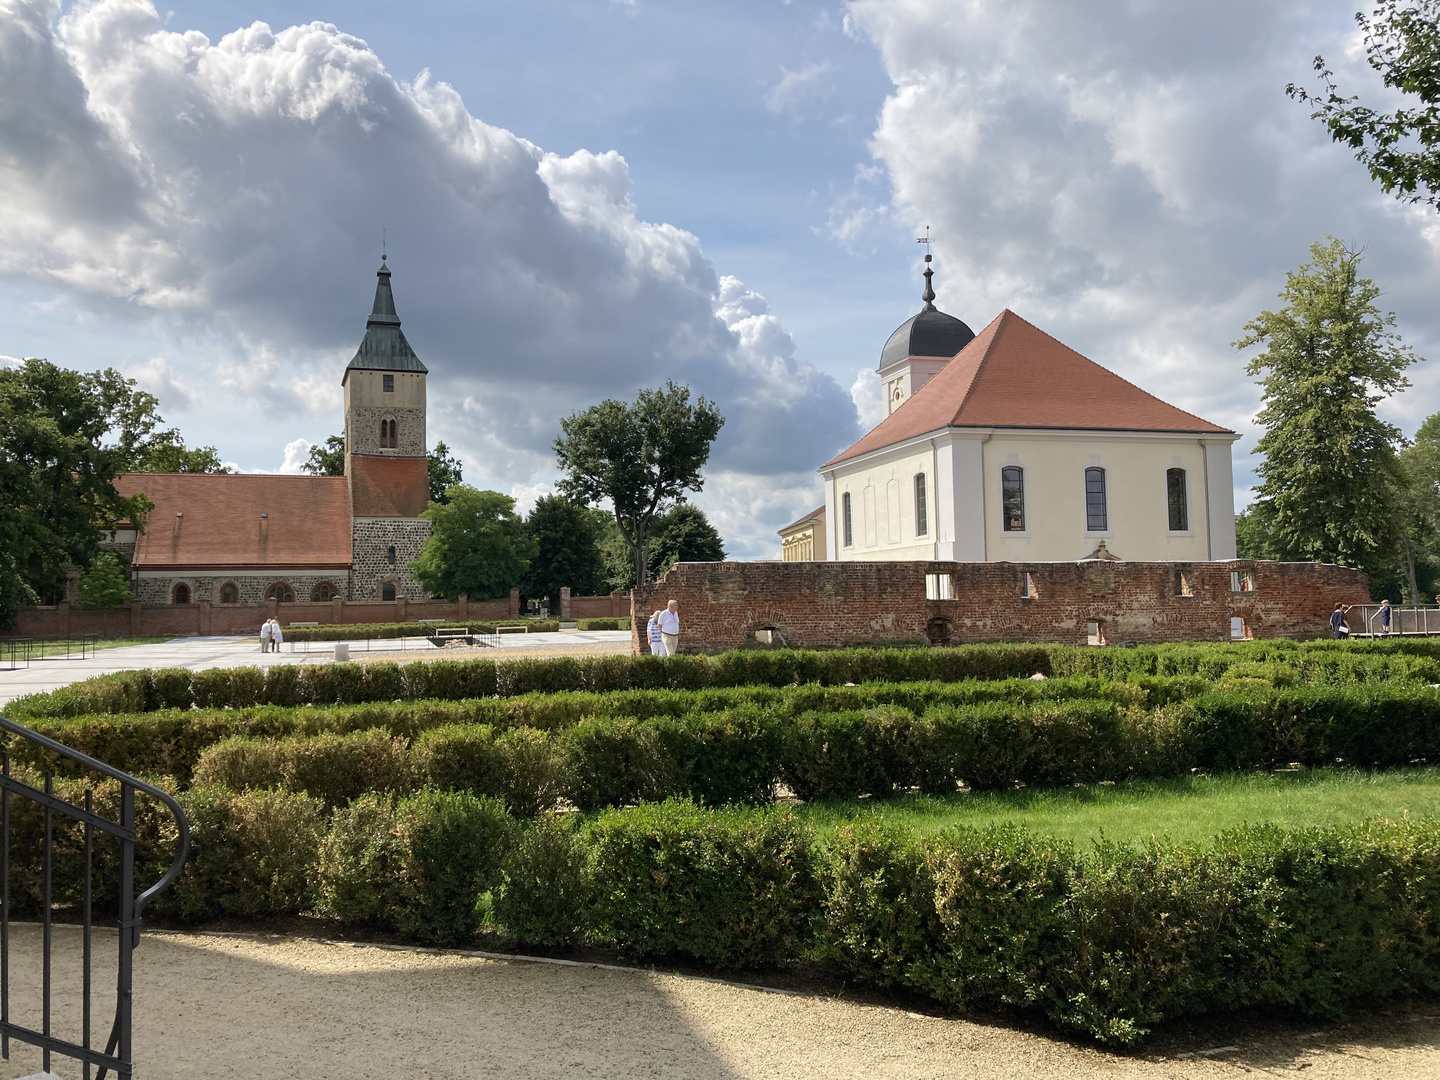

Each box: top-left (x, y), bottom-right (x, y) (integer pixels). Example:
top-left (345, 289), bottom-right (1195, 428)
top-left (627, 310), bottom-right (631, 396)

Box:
top-left (3, 0), bottom-right (1438, 558)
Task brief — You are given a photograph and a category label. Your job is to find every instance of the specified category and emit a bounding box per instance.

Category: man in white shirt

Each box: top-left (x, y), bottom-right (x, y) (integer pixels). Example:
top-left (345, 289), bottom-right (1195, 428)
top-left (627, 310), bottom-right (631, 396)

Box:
top-left (657, 600), bottom-right (680, 656)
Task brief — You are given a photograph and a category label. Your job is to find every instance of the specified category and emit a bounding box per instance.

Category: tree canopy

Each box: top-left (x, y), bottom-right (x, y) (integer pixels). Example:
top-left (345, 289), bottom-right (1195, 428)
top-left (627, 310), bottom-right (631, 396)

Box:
top-left (302, 435), bottom-right (346, 477)
top-left (522, 494), bottom-right (605, 609)
top-left (78, 552), bottom-right (132, 609)
top-left (597, 503), bottom-right (726, 593)
top-left (0, 359), bottom-right (178, 625)
top-left (1235, 238), bottom-right (1422, 584)
top-left (554, 381), bottom-right (724, 589)
top-left (1289, 0), bottom-right (1440, 210)
top-left (411, 485), bottom-right (538, 600)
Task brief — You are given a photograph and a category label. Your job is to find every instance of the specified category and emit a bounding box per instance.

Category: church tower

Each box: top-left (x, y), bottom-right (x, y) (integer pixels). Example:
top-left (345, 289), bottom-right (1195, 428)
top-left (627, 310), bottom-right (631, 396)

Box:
top-left (342, 257), bottom-right (432, 600)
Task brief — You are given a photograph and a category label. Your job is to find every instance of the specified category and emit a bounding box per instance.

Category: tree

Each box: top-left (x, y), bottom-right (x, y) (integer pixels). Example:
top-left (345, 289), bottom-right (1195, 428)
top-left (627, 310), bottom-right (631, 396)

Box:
top-left (521, 495), bottom-right (605, 610)
top-left (428, 442), bottom-right (464, 504)
top-left (1395, 411), bottom-right (1440, 602)
top-left (78, 552), bottom-right (132, 609)
top-left (130, 431), bottom-right (230, 473)
top-left (648, 504), bottom-right (726, 580)
top-left (1288, 1), bottom-right (1440, 210)
top-left (1233, 503), bottom-right (1277, 561)
top-left (411, 485), bottom-right (538, 600)
top-left (1235, 238), bottom-right (1421, 585)
top-left (0, 360), bottom-right (157, 625)
top-left (554, 382), bottom-right (724, 590)
top-left (302, 435), bottom-right (346, 477)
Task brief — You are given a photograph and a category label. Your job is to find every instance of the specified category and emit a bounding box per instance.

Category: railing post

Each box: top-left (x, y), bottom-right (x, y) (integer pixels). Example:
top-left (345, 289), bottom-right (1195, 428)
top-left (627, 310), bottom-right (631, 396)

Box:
top-left (116, 782), bottom-right (135, 1077)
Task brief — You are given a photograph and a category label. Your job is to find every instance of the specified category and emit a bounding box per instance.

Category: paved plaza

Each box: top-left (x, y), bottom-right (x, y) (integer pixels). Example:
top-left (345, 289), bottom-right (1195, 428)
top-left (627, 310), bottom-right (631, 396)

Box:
top-left (0, 631), bottom-right (633, 708)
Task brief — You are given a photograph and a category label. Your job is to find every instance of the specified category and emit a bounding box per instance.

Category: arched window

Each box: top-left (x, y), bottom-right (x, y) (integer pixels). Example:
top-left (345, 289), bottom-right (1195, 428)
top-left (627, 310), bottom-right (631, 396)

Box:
top-left (265, 582), bottom-right (296, 603)
top-left (386, 545), bottom-right (397, 566)
top-left (841, 491), bottom-right (853, 548)
top-left (914, 474), bottom-right (928, 537)
top-left (218, 583), bottom-right (239, 604)
top-left (378, 418), bottom-right (399, 449)
top-left (311, 582), bottom-right (338, 602)
top-left (172, 583), bottom-right (190, 605)
top-left (381, 582), bottom-right (397, 602)
top-left (1002, 466), bottom-right (1025, 531)
top-left (1166, 468), bottom-right (1189, 531)
top-left (1084, 467), bottom-right (1108, 532)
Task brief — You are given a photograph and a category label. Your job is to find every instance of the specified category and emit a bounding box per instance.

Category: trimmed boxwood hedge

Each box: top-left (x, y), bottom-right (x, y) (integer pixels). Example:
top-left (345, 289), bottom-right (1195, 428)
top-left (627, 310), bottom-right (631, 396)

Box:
top-left (8, 640), bottom-right (1439, 725)
top-left (281, 620), bottom-right (561, 642)
top-left (13, 776), bottom-right (1434, 1045)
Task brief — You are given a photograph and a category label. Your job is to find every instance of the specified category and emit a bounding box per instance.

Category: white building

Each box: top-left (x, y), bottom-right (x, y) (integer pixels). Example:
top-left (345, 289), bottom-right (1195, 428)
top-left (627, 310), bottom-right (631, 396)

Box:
top-left (818, 274), bottom-right (1238, 564)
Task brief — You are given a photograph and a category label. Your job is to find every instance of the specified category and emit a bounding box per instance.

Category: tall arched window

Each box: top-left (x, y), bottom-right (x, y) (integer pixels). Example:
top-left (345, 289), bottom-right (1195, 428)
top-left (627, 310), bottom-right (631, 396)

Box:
top-left (265, 582), bottom-right (296, 603)
top-left (388, 418), bottom-right (398, 447)
top-left (381, 582), bottom-right (397, 601)
top-left (841, 491), bottom-right (853, 548)
top-left (913, 473), bottom-right (928, 537)
top-left (219, 583), bottom-right (239, 604)
top-left (1166, 468), bottom-right (1189, 531)
top-left (311, 582), bottom-right (338, 602)
top-left (172, 583), bottom-right (190, 605)
top-left (378, 418), bottom-right (399, 449)
top-left (1001, 466), bottom-right (1026, 532)
top-left (1084, 467), bottom-right (1108, 532)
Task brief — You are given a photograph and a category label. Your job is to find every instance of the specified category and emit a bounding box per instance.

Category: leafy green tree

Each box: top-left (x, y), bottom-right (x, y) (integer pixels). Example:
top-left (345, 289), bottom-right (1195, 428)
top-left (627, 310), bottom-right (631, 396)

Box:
top-left (1233, 502), bottom-right (1277, 560)
top-left (130, 431), bottom-right (230, 473)
top-left (302, 435), bottom-right (346, 477)
top-left (427, 442), bottom-right (464, 504)
top-left (0, 360), bottom-right (157, 625)
top-left (1289, 1), bottom-right (1440, 210)
top-left (412, 485), bottom-right (538, 600)
top-left (1395, 411), bottom-right (1440, 602)
top-left (78, 552), bottom-right (132, 609)
top-left (522, 495), bottom-right (605, 610)
top-left (554, 381), bottom-right (724, 589)
top-left (648, 504), bottom-right (726, 580)
top-left (1235, 238), bottom-right (1421, 586)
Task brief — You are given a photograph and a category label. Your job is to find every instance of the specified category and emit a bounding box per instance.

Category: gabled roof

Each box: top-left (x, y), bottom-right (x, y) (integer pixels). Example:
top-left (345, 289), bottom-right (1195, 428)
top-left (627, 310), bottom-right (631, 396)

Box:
top-left (778, 505), bottom-right (825, 537)
top-left (115, 474), bottom-right (352, 570)
top-left (826, 309), bottom-right (1232, 467)
top-left (345, 259), bottom-right (428, 376)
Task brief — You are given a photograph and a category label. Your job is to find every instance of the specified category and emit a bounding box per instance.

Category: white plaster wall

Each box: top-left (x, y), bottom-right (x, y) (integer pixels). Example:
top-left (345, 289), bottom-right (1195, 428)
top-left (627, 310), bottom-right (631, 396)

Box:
top-left (828, 438), bottom-right (941, 561)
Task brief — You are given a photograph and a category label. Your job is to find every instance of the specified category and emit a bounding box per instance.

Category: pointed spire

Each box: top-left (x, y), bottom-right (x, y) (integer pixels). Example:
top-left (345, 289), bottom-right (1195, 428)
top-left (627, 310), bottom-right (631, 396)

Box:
top-left (368, 253), bottom-right (400, 327)
top-left (921, 253), bottom-right (937, 312)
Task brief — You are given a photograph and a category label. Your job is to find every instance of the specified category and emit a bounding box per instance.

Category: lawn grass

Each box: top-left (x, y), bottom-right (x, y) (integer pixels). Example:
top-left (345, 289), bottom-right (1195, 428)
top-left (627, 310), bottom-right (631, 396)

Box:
top-left (798, 766), bottom-right (1440, 846)
top-left (24, 636), bottom-right (174, 657)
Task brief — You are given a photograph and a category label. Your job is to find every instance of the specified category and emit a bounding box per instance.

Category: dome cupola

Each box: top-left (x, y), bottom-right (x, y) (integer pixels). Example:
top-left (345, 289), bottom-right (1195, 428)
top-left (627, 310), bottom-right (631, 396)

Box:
top-left (876, 252), bottom-right (974, 417)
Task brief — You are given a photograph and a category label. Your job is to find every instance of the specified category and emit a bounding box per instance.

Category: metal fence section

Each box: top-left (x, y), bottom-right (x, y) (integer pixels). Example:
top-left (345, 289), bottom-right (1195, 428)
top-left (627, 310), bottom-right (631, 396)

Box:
top-left (288, 632), bottom-right (502, 656)
top-left (0, 637), bottom-right (100, 672)
top-left (0, 715), bottom-right (190, 1079)
top-left (1343, 605), bottom-right (1440, 639)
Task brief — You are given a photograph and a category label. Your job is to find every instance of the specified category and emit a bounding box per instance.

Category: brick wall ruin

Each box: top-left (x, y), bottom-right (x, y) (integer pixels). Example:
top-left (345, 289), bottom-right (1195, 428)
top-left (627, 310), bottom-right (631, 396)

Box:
top-left (630, 559), bottom-right (1370, 654)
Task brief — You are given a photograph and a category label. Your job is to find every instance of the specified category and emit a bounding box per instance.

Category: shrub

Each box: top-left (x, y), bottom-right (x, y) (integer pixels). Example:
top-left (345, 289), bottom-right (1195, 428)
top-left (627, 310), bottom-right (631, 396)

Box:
top-left (560, 717), bottom-right (680, 811)
top-left (493, 813), bottom-right (594, 946)
top-left (411, 724), bottom-right (502, 796)
top-left (319, 789), bottom-right (512, 944)
top-left (491, 728), bottom-right (561, 816)
top-left (586, 800), bottom-right (819, 968)
top-left (576, 618), bottom-right (626, 631)
top-left (165, 786), bottom-right (324, 921)
top-left (192, 729), bottom-right (410, 807)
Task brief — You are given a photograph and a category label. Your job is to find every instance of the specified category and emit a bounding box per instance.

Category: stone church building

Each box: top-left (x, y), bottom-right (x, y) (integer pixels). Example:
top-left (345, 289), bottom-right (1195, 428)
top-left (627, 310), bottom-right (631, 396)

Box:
top-left (110, 260), bottom-right (433, 605)
top-left (782, 257), bottom-right (1240, 565)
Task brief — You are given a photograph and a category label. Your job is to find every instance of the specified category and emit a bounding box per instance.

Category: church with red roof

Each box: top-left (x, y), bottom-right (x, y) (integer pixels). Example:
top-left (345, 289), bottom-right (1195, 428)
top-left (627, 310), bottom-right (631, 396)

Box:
top-left (787, 256), bottom-right (1239, 564)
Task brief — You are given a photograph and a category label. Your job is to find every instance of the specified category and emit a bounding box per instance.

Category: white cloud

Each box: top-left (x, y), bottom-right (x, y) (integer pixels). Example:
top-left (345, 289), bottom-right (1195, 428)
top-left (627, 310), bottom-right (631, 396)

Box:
top-left (277, 437), bottom-right (311, 474)
top-left (509, 481), bottom-right (552, 518)
top-left (849, 367), bottom-right (884, 429)
top-left (764, 62), bottom-right (834, 115)
top-left (127, 355), bottom-right (196, 411)
top-left (0, 0), bottom-right (864, 557)
top-left (843, 0), bottom-right (1440, 495)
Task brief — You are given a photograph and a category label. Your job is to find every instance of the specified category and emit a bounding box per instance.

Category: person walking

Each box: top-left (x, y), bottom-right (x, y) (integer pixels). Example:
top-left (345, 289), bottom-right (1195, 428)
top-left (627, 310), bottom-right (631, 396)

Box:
top-left (259, 618), bottom-right (272, 652)
top-left (646, 610), bottom-right (665, 656)
top-left (1329, 603), bottom-right (1351, 639)
top-left (270, 618), bottom-right (285, 652)
top-left (1378, 598), bottom-right (1392, 638)
top-left (657, 599), bottom-right (680, 657)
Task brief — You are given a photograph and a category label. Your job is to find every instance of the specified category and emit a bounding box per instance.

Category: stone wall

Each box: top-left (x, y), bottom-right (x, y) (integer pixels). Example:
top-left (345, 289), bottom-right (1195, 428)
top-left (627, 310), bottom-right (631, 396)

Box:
top-left (347, 406), bottom-right (427, 456)
top-left (350, 518), bottom-right (432, 600)
top-left (133, 572), bottom-right (349, 605)
top-left (630, 559), bottom-right (1370, 654)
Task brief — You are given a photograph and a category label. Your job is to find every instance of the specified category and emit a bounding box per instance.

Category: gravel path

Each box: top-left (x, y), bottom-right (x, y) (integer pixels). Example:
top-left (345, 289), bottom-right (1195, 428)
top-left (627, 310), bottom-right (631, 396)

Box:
top-left (2, 925), bottom-right (1436, 1079)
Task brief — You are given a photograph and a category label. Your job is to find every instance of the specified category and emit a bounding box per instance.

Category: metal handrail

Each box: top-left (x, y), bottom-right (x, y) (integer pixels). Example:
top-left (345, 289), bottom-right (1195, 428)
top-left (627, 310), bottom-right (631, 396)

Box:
top-left (0, 713), bottom-right (190, 1079)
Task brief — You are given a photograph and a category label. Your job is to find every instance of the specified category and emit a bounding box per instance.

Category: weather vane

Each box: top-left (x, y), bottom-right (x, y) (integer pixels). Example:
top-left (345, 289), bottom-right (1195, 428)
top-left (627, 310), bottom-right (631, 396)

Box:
top-left (382, 227), bottom-right (387, 262)
top-left (916, 226), bottom-right (932, 255)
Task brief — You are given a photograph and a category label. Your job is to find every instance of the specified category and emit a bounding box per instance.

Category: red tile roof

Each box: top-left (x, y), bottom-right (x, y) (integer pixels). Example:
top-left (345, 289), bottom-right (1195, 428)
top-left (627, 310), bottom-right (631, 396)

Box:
top-left (825, 310), bottom-right (1232, 467)
top-left (114, 473), bottom-right (352, 570)
top-left (348, 455), bottom-right (430, 518)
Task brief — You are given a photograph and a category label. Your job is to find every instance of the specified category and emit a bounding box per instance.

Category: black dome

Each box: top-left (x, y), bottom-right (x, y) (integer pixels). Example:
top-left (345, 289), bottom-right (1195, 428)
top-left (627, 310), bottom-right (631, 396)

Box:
top-left (879, 307), bottom-right (975, 372)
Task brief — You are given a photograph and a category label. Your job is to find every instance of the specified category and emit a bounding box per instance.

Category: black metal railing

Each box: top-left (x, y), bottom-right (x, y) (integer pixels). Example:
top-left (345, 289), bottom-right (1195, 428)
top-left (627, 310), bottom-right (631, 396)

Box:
top-left (0, 637), bottom-right (100, 672)
top-left (0, 715), bottom-right (190, 1079)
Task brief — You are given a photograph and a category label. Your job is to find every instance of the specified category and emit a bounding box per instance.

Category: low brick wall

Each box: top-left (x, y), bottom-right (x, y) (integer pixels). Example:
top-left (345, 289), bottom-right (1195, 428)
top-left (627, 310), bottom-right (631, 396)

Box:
top-left (5, 591), bottom-right (519, 639)
top-left (560, 590), bottom-right (629, 619)
top-left (630, 560), bottom-right (1370, 654)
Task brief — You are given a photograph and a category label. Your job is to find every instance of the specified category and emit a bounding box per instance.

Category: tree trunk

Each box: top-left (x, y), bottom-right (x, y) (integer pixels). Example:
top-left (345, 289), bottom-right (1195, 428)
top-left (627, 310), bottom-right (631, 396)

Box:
top-left (1403, 538), bottom-right (1420, 605)
top-left (633, 526), bottom-right (647, 588)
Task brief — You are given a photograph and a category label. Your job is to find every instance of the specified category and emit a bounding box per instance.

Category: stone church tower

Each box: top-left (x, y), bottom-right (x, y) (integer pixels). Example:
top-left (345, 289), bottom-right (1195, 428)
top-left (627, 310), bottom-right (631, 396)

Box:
top-left (342, 257), bottom-right (432, 600)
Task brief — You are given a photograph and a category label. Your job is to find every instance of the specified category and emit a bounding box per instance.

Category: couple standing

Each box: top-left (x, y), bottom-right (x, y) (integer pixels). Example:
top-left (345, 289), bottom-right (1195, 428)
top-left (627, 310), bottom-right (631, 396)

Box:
top-left (258, 618), bottom-right (284, 652)
top-left (646, 600), bottom-right (680, 656)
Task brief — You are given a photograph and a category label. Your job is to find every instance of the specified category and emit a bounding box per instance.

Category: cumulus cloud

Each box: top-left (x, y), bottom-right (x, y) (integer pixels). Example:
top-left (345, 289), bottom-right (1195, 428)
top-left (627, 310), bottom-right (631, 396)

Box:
top-left (277, 438), bottom-right (311, 474)
top-left (844, 0), bottom-right (1440, 494)
top-left (127, 355), bottom-right (196, 411)
top-left (0, 0), bottom-right (862, 556)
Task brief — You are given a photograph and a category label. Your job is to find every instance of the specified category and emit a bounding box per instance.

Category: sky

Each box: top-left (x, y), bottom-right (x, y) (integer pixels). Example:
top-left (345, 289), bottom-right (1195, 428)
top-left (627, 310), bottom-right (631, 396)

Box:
top-left (2, 0), bottom-right (1438, 559)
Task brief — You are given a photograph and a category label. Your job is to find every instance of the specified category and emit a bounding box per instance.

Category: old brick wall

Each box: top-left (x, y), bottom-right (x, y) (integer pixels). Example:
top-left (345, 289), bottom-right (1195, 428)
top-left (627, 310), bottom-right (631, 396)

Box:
top-left (630, 560), bottom-right (1370, 654)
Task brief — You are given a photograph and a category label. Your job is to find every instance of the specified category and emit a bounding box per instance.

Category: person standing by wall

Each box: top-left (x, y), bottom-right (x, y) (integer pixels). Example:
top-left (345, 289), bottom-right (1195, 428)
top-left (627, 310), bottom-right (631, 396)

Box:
top-left (657, 599), bottom-right (680, 657)
top-left (1330, 603), bottom-right (1351, 639)
top-left (1378, 598), bottom-right (1392, 638)
top-left (259, 619), bottom-right (272, 653)
top-left (647, 610), bottom-right (665, 656)
top-left (271, 618), bottom-right (285, 653)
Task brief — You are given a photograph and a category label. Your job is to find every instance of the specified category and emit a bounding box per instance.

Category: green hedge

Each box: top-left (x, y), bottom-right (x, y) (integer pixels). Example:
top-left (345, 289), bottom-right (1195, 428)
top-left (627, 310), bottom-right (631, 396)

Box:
top-left (575, 618), bottom-right (627, 631)
top-left (35, 683), bottom-right (1440, 813)
top-left (10, 640), bottom-right (1438, 723)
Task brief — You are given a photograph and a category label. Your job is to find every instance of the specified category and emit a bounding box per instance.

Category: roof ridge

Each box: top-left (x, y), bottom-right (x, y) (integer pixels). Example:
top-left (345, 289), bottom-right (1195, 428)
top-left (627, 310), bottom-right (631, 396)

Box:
top-left (947, 308), bottom-right (1012, 424)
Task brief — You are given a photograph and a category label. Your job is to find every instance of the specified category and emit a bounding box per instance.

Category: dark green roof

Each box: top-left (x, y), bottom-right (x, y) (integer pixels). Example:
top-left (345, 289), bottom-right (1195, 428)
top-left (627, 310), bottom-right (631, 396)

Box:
top-left (345, 259), bottom-right (428, 375)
